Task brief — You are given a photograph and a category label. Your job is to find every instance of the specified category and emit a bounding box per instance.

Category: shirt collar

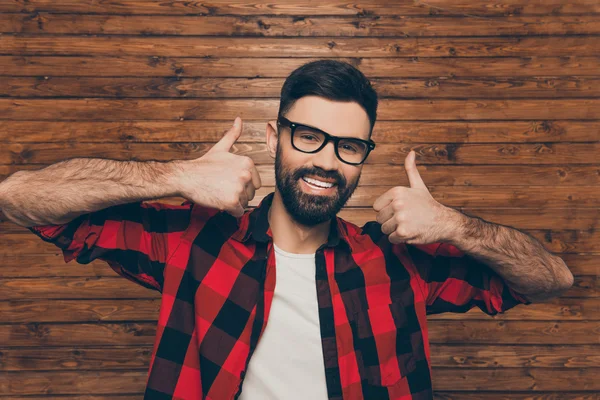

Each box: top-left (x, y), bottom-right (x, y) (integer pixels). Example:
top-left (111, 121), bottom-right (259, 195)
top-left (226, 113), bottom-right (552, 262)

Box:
top-left (231, 192), bottom-right (351, 250)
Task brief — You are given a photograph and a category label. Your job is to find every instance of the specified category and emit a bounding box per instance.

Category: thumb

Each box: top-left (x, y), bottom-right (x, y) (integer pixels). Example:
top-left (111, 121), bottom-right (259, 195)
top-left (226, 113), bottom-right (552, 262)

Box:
top-left (208, 117), bottom-right (242, 154)
top-left (405, 150), bottom-right (427, 190)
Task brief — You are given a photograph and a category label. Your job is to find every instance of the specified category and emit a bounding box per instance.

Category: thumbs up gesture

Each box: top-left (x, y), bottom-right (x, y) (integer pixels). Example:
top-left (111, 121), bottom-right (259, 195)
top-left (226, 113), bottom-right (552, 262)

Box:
top-left (173, 117), bottom-right (262, 218)
top-left (372, 151), bottom-right (454, 245)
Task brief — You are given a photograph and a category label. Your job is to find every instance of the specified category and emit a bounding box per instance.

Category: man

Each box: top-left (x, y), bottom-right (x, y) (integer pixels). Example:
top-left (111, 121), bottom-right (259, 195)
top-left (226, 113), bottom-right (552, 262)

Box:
top-left (0, 60), bottom-right (574, 400)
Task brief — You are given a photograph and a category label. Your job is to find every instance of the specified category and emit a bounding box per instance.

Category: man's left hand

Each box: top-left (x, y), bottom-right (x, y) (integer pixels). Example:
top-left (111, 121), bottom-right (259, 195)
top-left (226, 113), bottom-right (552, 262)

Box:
top-left (373, 150), bottom-right (456, 245)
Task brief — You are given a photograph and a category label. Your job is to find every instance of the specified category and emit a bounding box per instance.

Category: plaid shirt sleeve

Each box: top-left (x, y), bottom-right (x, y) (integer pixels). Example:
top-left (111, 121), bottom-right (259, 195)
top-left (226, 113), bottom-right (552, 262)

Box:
top-left (407, 242), bottom-right (533, 316)
top-left (27, 200), bottom-right (193, 292)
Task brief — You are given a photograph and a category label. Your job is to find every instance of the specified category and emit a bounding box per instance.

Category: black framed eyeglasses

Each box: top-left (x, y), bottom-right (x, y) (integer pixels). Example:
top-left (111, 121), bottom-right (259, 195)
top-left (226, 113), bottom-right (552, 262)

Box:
top-left (276, 116), bottom-right (376, 165)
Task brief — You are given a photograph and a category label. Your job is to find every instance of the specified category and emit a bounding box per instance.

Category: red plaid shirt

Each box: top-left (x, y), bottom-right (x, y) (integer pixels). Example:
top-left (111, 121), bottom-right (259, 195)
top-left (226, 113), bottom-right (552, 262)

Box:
top-left (28, 191), bottom-right (530, 399)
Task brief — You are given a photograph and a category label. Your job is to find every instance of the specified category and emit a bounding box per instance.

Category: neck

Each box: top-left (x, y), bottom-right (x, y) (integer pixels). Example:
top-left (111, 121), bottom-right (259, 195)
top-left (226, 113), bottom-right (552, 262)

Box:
top-left (268, 190), bottom-right (331, 254)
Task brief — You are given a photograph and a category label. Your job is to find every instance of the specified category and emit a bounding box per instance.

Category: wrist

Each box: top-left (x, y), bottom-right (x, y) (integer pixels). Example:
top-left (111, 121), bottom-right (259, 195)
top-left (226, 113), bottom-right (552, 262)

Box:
top-left (154, 160), bottom-right (187, 198)
top-left (439, 206), bottom-right (467, 246)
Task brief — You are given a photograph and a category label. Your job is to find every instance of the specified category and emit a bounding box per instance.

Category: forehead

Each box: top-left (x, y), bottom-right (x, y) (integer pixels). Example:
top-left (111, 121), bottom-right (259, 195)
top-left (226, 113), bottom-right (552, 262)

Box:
top-left (284, 96), bottom-right (371, 140)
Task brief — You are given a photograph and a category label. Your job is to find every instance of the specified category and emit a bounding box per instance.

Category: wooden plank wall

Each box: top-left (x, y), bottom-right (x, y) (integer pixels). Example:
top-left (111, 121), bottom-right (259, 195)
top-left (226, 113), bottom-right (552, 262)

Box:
top-left (0, 0), bottom-right (599, 398)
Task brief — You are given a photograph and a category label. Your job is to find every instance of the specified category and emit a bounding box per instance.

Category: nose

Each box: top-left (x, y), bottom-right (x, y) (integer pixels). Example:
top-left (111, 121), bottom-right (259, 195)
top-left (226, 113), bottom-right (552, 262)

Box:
top-left (311, 141), bottom-right (339, 171)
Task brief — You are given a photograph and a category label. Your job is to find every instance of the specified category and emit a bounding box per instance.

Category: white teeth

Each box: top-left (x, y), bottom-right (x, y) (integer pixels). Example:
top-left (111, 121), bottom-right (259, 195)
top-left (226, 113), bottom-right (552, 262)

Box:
top-left (302, 177), bottom-right (334, 188)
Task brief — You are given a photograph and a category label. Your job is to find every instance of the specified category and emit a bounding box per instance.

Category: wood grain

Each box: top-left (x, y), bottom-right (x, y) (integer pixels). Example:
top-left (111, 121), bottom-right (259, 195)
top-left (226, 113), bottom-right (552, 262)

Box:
top-left (3, 56), bottom-right (600, 78)
top-left (2, 36), bottom-right (599, 57)
top-left (0, 299), bottom-right (162, 323)
top-left (3, 14), bottom-right (600, 36)
top-left (1, 1), bottom-right (598, 16)
top-left (0, 346), bottom-right (153, 371)
top-left (3, 76), bottom-right (600, 99)
top-left (0, 370), bottom-right (149, 395)
top-left (0, 277), bottom-right (156, 300)
top-left (428, 321), bottom-right (600, 345)
top-left (429, 344), bottom-right (600, 368)
top-left (430, 368), bottom-right (600, 391)
top-left (0, 323), bottom-right (157, 347)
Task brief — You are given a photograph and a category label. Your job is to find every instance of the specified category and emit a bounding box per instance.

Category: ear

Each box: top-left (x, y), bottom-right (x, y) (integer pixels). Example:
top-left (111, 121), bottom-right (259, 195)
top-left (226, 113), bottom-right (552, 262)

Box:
top-left (266, 120), bottom-right (278, 159)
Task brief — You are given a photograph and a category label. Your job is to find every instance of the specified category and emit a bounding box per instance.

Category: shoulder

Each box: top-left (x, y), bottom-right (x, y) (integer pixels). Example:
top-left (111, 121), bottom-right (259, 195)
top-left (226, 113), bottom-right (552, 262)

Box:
top-left (181, 201), bottom-right (246, 241)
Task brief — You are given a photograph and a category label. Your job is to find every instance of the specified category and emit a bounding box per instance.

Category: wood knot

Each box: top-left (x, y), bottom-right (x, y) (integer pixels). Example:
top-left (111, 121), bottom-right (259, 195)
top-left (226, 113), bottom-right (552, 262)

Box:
top-left (147, 56), bottom-right (167, 67)
top-left (356, 9), bottom-right (377, 18)
top-left (499, 145), bottom-right (520, 156)
top-left (351, 20), bottom-right (366, 29)
top-left (172, 65), bottom-right (184, 75)
top-left (257, 20), bottom-right (271, 30)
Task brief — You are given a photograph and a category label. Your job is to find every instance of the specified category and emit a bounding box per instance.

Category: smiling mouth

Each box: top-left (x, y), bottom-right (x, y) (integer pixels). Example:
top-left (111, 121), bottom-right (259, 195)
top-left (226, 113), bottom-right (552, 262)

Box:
top-left (301, 176), bottom-right (337, 189)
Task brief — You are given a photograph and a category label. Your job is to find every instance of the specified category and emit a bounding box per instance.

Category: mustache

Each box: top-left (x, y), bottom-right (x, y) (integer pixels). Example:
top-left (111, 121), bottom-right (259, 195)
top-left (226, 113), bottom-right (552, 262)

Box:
top-left (292, 167), bottom-right (346, 187)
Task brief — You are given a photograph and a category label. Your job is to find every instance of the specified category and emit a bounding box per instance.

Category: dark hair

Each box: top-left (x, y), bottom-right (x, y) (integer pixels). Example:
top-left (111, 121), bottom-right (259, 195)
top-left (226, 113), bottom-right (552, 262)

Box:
top-left (277, 60), bottom-right (378, 135)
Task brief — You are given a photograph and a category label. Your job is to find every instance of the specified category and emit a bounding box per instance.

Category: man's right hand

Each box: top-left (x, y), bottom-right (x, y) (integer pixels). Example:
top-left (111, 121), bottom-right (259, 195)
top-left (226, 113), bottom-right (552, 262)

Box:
top-left (173, 117), bottom-right (262, 218)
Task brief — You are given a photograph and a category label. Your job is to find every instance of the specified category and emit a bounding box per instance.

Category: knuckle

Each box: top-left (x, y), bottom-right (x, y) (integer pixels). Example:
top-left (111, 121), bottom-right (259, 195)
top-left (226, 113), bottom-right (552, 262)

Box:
top-left (386, 225), bottom-right (395, 236)
top-left (240, 169), bottom-right (252, 181)
top-left (395, 213), bottom-right (404, 223)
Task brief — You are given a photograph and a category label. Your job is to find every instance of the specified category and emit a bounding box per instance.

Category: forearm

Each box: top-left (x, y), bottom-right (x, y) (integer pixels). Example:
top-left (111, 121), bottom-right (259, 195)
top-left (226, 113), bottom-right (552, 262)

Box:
top-left (442, 207), bottom-right (574, 300)
top-left (0, 158), bottom-right (184, 226)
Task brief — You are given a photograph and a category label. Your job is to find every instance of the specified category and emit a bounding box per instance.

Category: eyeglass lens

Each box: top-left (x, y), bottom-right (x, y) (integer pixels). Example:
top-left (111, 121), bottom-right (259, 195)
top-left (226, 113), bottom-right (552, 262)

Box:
top-left (293, 125), bottom-right (368, 164)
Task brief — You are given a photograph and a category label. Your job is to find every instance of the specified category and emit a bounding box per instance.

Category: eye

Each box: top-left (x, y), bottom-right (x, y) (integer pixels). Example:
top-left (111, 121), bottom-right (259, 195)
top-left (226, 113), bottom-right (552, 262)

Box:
top-left (300, 134), bottom-right (319, 141)
top-left (341, 143), bottom-right (359, 153)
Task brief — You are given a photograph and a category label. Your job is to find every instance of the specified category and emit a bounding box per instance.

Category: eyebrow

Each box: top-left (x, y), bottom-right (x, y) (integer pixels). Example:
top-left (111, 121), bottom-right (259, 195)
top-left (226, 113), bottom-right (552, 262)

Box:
top-left (286, 118), bottom-right (369, 141)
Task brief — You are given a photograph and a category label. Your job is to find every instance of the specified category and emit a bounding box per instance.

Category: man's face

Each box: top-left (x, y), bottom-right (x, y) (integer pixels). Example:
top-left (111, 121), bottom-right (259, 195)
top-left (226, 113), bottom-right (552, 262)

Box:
top-left (271, 96), bottom-right (372, 226)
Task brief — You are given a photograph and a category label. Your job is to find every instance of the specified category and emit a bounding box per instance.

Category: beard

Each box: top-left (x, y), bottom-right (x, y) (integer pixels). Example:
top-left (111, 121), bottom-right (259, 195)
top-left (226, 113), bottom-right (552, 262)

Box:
top-left (274, 143), bottom-right (360, 227)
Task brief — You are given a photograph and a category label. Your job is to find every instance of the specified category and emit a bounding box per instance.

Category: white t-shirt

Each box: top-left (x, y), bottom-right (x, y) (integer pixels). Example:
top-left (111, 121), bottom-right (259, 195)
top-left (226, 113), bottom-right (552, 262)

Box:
top-left (238, 243), bottom-right (329, 400)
